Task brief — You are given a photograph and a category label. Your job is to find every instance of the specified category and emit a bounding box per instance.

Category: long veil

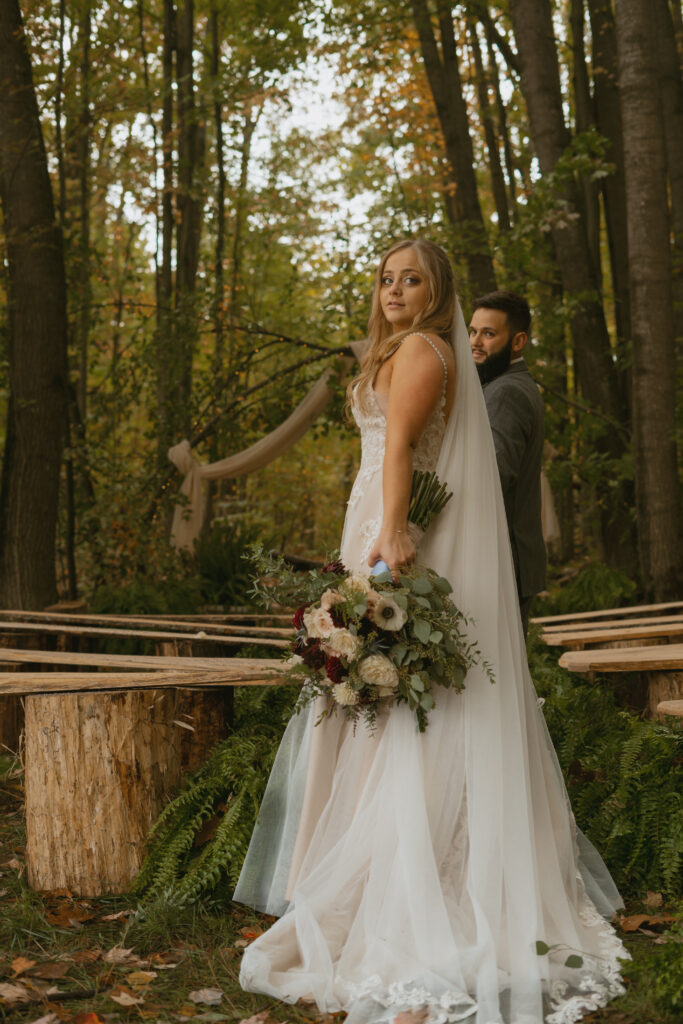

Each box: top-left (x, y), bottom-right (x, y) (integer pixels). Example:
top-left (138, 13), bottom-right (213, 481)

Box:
top-left (234, 301), bottom-right (627, 1024)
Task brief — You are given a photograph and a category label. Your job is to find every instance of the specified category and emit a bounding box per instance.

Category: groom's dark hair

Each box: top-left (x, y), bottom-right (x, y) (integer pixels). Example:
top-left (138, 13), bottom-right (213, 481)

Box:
top-left (472, 290), bottom-right (531, 338)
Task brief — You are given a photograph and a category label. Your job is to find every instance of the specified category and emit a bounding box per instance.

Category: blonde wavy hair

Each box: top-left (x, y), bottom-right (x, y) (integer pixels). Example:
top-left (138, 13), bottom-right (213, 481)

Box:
top-left (347, 239), bottom-right (457, 411)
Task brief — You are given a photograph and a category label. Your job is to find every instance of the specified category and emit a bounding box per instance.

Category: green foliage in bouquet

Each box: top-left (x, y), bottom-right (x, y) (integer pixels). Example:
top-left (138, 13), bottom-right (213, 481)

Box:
top-left (528, 636), bottom-right (682, 898)
top-left (408, 470), bottom-right (452, 531)
top-left (249, 546), bottom-right (493, 732)
top-left (132, 685), bottom-right (298, 906)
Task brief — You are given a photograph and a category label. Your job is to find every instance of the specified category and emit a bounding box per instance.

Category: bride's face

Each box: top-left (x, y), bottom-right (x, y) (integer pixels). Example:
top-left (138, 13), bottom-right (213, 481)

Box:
top-left (379, 248), bottom-right (430, 330)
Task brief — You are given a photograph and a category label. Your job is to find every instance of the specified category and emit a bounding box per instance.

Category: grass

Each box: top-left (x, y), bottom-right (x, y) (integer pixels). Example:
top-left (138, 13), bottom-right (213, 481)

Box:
top-left (0, 753), bottom-right (680, 1024)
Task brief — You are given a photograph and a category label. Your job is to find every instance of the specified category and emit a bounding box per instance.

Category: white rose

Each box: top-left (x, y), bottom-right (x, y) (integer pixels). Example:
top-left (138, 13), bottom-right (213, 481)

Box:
top-left (320, 588), bottom-right (343, 612)
top-left (283, 653), bottom-right (304, 668)
top-left (324, 627), bottom-right (362, 661)
top-left (332, 681), bottom-right (360, 706)
top-left (303, 606), bottom-right (334, 639)
top-left (359, 653), bottom-right (399, 691)
top-left (342, 573), bottom-right (372, 597)
top-left (370, 595), bottom-right (408, 631)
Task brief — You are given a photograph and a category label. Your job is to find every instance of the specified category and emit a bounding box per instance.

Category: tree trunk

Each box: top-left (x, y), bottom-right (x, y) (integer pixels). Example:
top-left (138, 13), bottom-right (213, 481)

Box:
top-left (175, 0), bottom-right (205, 430)
top-left (508, 0), bottom-right (634, 570)
top-left (0, 0), bottom-right (69, 609)
top-left (614, 0), bottom-right (682, 598)
top-left (653, 0), bottom-right (683, 349)
top-left (157, 0), bottom-right (176, 466)
top-left (410, 0), bottom-right (497, 296)
top-left (570, 0), bottom-right (600, 280)
top-left (25, 689), bottom-right (183, 895)
top-left (467, 18), bottom-right (510, 232)
top-left (587, 0), bottom-right (632, 364)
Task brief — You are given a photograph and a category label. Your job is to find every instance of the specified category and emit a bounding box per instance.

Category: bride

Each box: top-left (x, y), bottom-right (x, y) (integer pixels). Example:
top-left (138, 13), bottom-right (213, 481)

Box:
top-left (234, 239), bottom-right (627, 1024)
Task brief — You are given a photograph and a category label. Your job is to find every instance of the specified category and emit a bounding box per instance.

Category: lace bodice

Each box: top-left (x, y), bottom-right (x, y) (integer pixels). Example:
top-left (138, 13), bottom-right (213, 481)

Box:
top-left (342, 334), bottom-right (448, 569)
top-left (347, 334), bottom-right (448, 512)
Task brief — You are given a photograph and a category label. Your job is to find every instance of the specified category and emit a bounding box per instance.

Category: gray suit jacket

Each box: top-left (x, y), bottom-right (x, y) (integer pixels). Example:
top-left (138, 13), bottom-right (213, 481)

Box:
top-left (483, 360), bottom-right (546, 598)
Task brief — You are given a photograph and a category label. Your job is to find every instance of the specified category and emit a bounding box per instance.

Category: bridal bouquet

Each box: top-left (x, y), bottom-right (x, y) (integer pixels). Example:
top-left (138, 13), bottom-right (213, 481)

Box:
top-left (249, 548), bottom-right (492, 732)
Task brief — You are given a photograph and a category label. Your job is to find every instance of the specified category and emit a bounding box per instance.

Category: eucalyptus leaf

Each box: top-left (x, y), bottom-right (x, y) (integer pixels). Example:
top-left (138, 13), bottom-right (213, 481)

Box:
top-left (429, 630), bottom-right (443, 644)
top-left (393, 592), bottom-right (408, 609)
top-left (433, 576), bottom-right (453, 594)
top-left (535, 941), bottom-right (550, 956)
top-left (412, 618), bottom-right (431, 644)
top-left (353, 602), bottom-right (367, 616)
top-left (416, 595), bottom-right (431, 609)
top-left (564, 955), bottom-right (583, 969)
top-left (410, 674), bottom-right (425, 692)
top-left (411, 575), bottom-right (433, 594)
top-left (391, 642), bottom-right (408, 666)
top-left (420, 693), bottom-right (435, 710)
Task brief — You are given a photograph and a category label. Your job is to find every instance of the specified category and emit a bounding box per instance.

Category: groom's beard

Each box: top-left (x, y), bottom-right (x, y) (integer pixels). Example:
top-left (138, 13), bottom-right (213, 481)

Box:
top-left (476, 336), bottom-right (514, 385)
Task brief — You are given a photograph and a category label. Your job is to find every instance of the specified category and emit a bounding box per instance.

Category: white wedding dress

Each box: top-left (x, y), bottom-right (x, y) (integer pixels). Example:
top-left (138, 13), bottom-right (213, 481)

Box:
top-left (234, 314), bottom-right (627, 1024)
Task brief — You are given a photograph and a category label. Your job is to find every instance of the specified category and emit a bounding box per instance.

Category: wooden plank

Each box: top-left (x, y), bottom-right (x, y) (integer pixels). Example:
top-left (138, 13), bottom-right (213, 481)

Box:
top-left (0, 648), bottom-right (281, 671)
top-left (540, 613), bottom-right (683, 633)
top-left (531, 600), bottom-right (683, 625)
top-left (130, 613), bottom-right (293, 625)
top-left (0, 666), bottom-right (286, 695)
top-left (559, 644), bottom-right (683, 673)
top-left (0, 609), bottom-right (292, 638)
top-left (656, 700), bottom-right (683, 718)
top-left (542, 622), bottom-right (683, 647)
top-left (0, 621), bottom-right (288, 648)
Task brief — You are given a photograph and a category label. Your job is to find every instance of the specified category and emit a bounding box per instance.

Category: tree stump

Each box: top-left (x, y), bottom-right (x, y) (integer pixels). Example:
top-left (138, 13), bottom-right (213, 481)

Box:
top-left (647, 670), bottom-right (683, 718)
top-left (25, 688), bottom-right (182, 895)
top-left (156, 640), bottom-right (232, 770)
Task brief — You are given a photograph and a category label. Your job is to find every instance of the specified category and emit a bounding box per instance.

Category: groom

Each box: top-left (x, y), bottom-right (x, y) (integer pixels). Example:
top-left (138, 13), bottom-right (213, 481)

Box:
top-left (469, 290), bottom-right (546, 636)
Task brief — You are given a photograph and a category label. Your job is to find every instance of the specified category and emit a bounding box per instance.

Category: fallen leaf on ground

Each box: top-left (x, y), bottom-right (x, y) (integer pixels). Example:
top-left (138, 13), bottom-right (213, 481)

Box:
top-left (175, 1006), bottom-right (198, 1017)
top-left (12, 956), bottom-right (37, 976)
top-left (72, 1014), bottom-right (106, 1024)
top-left (103, 946), bottom-right (138, 965)
top-left (0, 982), bottom-right (32, 1003)
top-left (109, 985), bottom-right (145, 1007)
top-left (126, 971), bottom-right (158, 990)
top-left (233, 939), bottom-right (248, 949)
top-left (71, 949), bottom-right (102, 964)
top-left (46, 903), bottom-right (96, 929)
top-left (100, 910), bottom-right (134, 922)
top-left (0, 889), bottom-right (9, 898)
top-left (3, 857), bottom-right (23, 872)
top-left (238, 927), bottom-right (263, 943)
top-left (147, 952), bottom-right (181, 969)
top-left (642, 890), bottom-right (663, 909)
top-left (237, 1013), bottom-right (271, 1024)
top-left (618, 912), bottom-right (677, 932)
top-left (187, 990), bottom-right (223, 1006)
top-left (28, 964), bottom-right (71, 980)
top-left (26, 1014), bottom-right (60, 1024)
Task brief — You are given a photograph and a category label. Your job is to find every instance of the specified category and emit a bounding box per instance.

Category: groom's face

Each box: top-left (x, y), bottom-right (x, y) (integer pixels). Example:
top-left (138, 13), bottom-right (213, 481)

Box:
top-left (469, 309), bottom-right (525, 384)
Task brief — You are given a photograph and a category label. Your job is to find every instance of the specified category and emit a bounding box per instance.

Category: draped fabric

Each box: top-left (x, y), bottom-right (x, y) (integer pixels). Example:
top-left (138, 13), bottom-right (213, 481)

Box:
top-left (168, 343), bottom-right (367, 550)
top-left (233, 304), bottom-right (627, 1024)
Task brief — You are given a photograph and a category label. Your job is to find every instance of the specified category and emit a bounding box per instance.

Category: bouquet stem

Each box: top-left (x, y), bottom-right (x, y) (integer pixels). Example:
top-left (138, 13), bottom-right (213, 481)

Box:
top-left (408, 471), bottom-right (453, 531)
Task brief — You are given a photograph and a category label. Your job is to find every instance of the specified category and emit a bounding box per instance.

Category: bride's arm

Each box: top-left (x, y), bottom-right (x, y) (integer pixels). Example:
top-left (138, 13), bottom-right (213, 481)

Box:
top-left (367, 334), bottom-right (446, 572)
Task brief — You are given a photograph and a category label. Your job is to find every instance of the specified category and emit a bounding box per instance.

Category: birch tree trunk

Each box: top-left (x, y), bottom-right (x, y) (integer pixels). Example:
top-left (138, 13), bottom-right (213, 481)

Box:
top-left (614, 0), bottom-right (683, 598)
top-left (0, 0), bottom-right (69, 608)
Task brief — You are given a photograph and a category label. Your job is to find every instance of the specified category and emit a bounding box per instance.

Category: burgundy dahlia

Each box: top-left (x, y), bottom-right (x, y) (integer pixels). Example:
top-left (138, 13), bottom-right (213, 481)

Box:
top-left (301, 641), bottom-right (326, 670)
top-left (325, 656), bottom-right (344, 683)
top-left (292, 606), bottom-right (306, 630)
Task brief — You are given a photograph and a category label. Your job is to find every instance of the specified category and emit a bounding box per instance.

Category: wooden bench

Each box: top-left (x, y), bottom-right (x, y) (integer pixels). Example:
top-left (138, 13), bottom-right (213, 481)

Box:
top-left (558, 644), bottom-right (683, 718)
top-left (531, 600), bottom-right (683, 626)
top-left (541, 620), bottom-right (683, 650)
top-left (0, 653), bottom-right (285, 897)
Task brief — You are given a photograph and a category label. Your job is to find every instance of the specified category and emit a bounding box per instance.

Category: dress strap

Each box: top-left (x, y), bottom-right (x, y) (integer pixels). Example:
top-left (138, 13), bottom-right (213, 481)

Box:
top-left (412, 332), bottom-right (448, 390)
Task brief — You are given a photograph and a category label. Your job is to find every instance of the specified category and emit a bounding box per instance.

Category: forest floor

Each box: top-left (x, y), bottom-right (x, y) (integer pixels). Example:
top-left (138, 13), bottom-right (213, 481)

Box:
top-left (0, 754), bottom-right (680, 1024)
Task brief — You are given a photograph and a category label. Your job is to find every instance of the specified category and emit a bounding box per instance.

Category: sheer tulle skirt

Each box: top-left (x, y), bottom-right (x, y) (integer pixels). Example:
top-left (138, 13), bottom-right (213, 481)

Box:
top-left (234, 313), bottom-right (628, 1023)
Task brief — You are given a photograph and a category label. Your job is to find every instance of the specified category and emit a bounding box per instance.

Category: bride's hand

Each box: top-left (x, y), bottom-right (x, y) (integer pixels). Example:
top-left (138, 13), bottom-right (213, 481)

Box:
top-left (368, 528), bottom-right (416, 576)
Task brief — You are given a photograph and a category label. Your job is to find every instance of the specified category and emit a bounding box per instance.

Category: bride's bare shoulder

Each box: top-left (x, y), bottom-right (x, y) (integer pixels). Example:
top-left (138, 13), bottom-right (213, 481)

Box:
top-left (397, 332), bottom-right (455, 374)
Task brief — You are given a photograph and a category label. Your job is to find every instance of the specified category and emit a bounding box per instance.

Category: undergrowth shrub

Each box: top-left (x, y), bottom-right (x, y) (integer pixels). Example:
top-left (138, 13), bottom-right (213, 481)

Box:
top-left (534, 561), bottom-right (638, 617)
top-left (133, 684), bottom-right (298, 906)
top-left (528, 636), bottom-right (682, 898)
